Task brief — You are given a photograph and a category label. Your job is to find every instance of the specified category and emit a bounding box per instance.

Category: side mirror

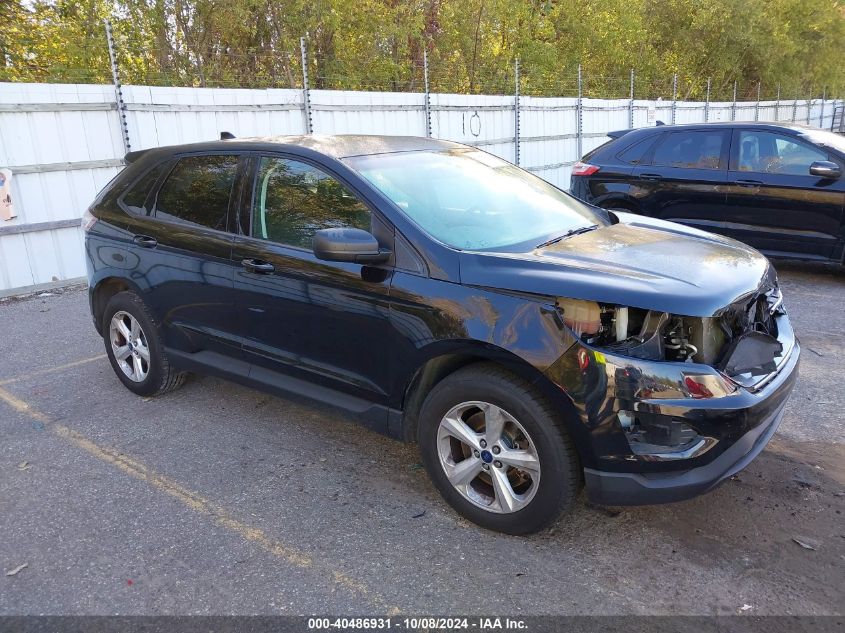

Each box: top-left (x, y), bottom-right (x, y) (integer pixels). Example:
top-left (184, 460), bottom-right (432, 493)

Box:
top-left (809, 160), bottom-right (842, 179)
top-left (313, 227), bottom-right (391, 264)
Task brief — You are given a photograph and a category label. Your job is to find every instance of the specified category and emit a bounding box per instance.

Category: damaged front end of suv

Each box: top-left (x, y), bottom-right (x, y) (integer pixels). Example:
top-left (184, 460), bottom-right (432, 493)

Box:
top-left (544, 263), bottom-right (798, 505)
top-left (558, 266), bottom-right (788, 381)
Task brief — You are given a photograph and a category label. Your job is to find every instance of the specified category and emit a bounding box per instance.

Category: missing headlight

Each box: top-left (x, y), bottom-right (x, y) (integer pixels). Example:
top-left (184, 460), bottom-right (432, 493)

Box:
top-left (557, 299), bottom-right (738, 365)
top-left (557, 299), bottom-right (672, 361)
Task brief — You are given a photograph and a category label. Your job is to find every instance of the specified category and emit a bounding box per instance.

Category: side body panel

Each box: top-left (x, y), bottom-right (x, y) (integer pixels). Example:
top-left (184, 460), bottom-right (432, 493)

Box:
top-left (385, 271), bottom-right (579, 440)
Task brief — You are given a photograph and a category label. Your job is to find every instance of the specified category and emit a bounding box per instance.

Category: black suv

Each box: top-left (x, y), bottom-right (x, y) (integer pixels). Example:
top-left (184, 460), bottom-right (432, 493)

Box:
top-left (84, 135), bottom-right (799, 534)
top-left (570, 122), bottom-right (845, 263)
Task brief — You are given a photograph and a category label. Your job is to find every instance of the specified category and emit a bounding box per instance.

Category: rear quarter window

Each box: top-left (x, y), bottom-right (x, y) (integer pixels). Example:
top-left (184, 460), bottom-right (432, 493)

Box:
top-left (616, 136), bottom-right (658, 164)
top-left (119, 163), bottom-right (168, 216)
top-left (581, 138), bottom-right (615, 162)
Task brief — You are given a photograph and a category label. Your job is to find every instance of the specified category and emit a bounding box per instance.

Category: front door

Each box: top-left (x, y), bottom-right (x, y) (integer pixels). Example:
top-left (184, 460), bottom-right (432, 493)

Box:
top-left (724, 128), bottom-right (845, 258)
top-left (231, 154), bottom-right (395, 431)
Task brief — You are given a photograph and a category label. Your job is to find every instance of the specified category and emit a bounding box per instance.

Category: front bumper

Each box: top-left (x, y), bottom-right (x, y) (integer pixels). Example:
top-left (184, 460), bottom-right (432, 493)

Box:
top-left (544, 314), bottom-right (800, 506)
top-left (583, 391), bottom-right (787, 505)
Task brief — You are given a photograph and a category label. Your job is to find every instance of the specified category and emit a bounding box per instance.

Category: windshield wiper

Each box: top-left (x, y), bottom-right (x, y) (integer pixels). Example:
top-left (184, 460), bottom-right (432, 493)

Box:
top-left (535, 224), bottom-right (599, 250)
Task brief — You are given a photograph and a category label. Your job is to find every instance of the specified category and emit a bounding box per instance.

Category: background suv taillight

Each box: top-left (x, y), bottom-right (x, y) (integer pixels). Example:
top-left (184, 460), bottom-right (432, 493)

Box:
top-left (81, 208), bottom-right (98, 232)
top-left (572, 161), bottom-right (600, 176)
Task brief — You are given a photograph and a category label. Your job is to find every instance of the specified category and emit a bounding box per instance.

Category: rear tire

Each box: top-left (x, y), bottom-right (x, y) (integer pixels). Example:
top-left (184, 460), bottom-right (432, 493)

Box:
top-left (102, 291), bottom-right (186, 397)
top-left (418, 364), bottom-right (580, 534)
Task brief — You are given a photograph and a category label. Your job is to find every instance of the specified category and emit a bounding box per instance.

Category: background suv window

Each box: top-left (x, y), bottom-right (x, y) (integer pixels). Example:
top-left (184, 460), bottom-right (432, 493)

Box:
top-left (735, 130), bottom-right (828, 175)
top-left (651, 131), bottom-right (726, 169)
top-left (617, 136), bottom-right (656, 164)
top-left (252, 157), bottom-right (371, 248)
top-left (155, 155), bottom-right (238, 230)
top-left (121, 163), bottom-right (168, 216)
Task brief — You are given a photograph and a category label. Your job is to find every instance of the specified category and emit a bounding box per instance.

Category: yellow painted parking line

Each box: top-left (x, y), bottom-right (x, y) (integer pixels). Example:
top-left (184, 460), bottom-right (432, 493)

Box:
top-left (0, 354), bottom-right (107, 386)
top-left (0, 384), bottom-right (399, 614)
top-left (0, 385), bottom-right (51, 423)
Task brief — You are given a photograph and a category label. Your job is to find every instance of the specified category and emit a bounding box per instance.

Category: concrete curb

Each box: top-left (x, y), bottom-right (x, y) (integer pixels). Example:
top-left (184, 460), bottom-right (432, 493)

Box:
top-left (0, 277), bottom-right (87, 300)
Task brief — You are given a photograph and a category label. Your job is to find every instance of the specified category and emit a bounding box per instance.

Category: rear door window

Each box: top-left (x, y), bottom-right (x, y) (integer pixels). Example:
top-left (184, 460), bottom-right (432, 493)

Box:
top-left (154, 155), bottom-right (239, 231)
top-left (651, 131), bottom-right (727, 169)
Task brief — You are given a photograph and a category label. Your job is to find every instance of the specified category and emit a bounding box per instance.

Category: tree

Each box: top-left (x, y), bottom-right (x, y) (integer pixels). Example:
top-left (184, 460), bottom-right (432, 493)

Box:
top-left (2, 0), bottom-right (843, 99)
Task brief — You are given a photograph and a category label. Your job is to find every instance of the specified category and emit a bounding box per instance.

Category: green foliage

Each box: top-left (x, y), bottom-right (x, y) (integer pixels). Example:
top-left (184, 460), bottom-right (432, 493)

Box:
top-left (2, 0), bottom-right (843, 98)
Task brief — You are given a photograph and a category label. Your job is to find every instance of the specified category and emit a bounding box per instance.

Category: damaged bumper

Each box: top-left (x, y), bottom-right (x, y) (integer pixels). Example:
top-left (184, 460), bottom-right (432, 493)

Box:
top-left (545, 314), bottom-right (800, 506)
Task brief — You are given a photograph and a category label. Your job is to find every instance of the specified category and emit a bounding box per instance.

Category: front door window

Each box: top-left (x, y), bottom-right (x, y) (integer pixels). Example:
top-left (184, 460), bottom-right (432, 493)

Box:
top-left (733, 131), bottom-right (828, 176)
top-left (252, 157), bottom-right (371, 248)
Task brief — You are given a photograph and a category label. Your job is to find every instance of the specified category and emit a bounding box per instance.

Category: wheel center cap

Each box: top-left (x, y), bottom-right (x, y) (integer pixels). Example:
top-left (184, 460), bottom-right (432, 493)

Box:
top-left (480, 450), bottom-right (493, 464)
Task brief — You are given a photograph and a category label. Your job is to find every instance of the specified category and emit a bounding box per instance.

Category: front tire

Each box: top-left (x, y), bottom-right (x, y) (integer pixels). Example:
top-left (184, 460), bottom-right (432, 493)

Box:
top-left (418, 364), bottom-right (580, 534)
top-left (102, 291), bottom-right (186, 397)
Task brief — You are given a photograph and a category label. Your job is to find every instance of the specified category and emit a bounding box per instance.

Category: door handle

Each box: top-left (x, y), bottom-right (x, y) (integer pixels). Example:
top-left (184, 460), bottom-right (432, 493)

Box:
top-left (734, 179), bottom-right (763, 187)
top-left (639, 173), bottom-right (663, 181)
top-left (241, 258), bottom-right (275, 274)
top-left (132, 235), bottom-right (158, 248)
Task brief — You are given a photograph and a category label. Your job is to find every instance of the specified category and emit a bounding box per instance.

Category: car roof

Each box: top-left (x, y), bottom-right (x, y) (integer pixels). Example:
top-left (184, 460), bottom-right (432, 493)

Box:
top-left (618, 121), bottom-right (815, 136)
top-left (125, 134), bottom-right (464, 163)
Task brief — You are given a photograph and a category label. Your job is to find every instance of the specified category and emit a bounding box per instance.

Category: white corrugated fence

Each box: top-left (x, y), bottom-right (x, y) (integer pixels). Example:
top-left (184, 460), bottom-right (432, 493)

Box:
top-left (0, 81), bottom-right (842, 294)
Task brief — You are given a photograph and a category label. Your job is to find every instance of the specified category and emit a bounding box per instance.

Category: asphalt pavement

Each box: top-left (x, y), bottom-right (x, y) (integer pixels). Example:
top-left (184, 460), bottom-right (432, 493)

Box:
top-left (1, 261), bottom-right (843, 616)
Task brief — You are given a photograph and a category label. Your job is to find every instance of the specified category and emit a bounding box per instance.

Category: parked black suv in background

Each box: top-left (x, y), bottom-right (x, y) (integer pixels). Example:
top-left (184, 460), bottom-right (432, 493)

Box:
top-left (570, 123), bottom-right (845, 263)
top-left (84, 135), bottom-right (799, 534)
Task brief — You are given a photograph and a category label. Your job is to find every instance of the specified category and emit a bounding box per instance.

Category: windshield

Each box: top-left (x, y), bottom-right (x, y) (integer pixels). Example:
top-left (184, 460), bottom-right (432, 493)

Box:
top-left (796, 128), bottom-right (845, 155)
top-left (345, 149), bottom-right (607, 251)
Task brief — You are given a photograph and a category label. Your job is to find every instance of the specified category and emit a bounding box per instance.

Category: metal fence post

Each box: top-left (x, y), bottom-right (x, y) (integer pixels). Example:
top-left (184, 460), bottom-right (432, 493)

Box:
top-left (754, 82), bottom-right (761, 121)
top-left (819, 86), bottom-right (826, 128)
top-left (104, 20), bottom-right (131, 154)
top-left (775, 84), bottom-right (781, 121)
top-left (576, 64), bottom-right (583, 160)
top-left (704, 77), bottom-right (711, 122)
top-left (807, 90), bottom-right (812, 125)
top-left (514, 59), bottom-right (520, 166)
top-left (671, 73), bottom-right (678, 124)
top-left (792, 93), bottom-right (798, 123)
top-left (423, 50), bottom-right (432, 138)
top-left (628, 68), bottom-right (635, 128)
top-left (300, 36), bottom-right (313, 134)
top-left (731, 81), bottom-right (737, 121)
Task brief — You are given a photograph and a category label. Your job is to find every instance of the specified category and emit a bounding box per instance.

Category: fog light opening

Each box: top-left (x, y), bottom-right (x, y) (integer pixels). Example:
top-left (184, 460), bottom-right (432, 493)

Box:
top-left (619, 411), bottom-right (705, 459)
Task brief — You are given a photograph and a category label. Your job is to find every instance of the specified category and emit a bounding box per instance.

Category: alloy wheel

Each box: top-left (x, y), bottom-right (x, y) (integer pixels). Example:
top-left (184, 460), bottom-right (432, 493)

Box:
top-left (109, 311), bottom-right (150, 383)
top-left (436, 401), bottom-right (541, 514)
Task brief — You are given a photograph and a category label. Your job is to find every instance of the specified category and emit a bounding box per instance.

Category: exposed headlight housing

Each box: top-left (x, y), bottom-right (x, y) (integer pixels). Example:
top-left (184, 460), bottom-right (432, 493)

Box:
top-left (557, 298), bottom-right (705, 363)
top-left (557, 298), bottom-right (741, 399)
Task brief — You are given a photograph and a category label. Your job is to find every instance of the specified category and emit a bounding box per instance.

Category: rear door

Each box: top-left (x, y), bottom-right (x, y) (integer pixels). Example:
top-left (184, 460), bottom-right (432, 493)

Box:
top-left (231, 153), bottom-right (395, 432)
top-left (124, 153), bottom-right (245, 358)
top-left (632, 128), bottom-right (730, 230)
top-left (724, 128), bottom-right (845, 258)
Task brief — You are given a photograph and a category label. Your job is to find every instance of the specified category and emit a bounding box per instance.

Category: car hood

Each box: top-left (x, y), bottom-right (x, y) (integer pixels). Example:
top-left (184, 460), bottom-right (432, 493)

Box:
top-left (458, 212), bottom-right (772, 317)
